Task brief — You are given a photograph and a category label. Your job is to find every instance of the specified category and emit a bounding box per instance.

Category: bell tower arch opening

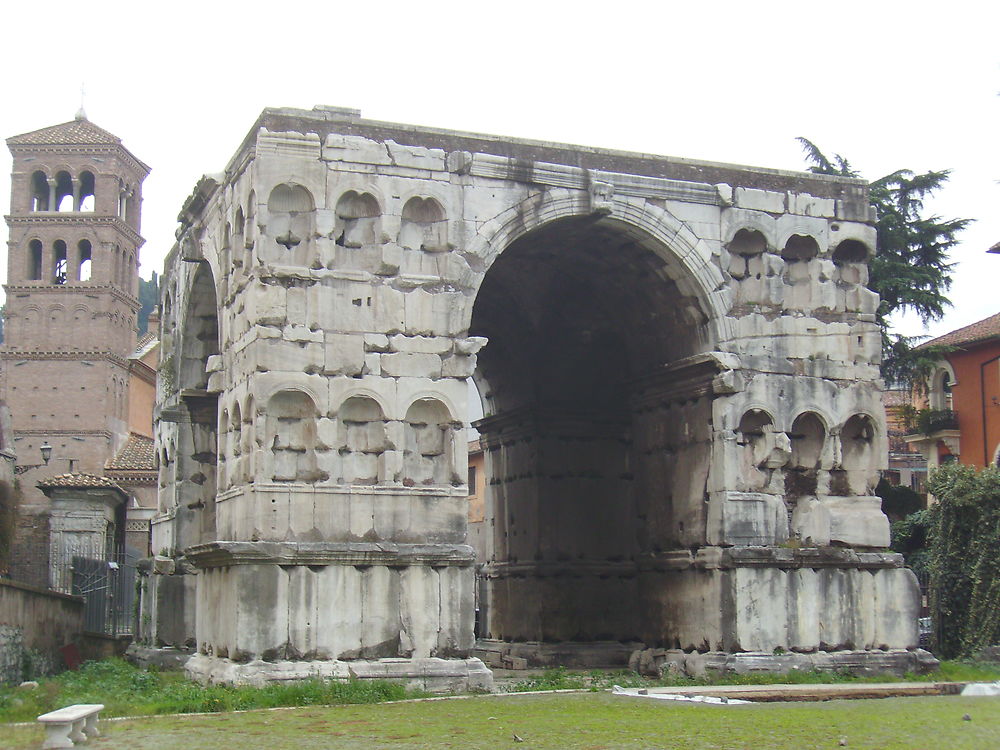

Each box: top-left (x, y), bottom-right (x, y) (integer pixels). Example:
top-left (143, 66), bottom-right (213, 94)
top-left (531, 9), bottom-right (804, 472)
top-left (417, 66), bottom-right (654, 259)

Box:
top-left (471, 215), bottom-right (716, 663)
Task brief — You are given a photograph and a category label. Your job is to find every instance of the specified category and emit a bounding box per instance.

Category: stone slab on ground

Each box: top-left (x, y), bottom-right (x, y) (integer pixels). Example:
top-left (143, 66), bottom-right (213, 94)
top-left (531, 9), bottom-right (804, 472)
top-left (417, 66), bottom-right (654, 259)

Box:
top-left (641, 681), bottom-right (966, 702)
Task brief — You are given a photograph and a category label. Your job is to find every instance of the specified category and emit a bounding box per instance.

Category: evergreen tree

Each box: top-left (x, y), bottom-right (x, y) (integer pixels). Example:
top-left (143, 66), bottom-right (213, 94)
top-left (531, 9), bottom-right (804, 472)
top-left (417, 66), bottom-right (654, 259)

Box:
top-left (797, 139), bottom-right (971, 384)
top-left (137, 272), bottom-right (159, 335)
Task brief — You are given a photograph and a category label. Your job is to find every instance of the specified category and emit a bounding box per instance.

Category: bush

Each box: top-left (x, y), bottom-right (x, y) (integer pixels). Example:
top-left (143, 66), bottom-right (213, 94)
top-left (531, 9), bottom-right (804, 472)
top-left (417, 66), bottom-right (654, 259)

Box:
top-left (926, 463), bottom-right (1000, 658)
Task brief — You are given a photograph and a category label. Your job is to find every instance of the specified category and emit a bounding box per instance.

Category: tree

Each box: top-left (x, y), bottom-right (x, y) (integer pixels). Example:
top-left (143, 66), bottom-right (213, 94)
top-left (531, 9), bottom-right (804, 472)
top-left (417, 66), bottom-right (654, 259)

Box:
top-left (137, 272), bottom-right (159, 336)
top-left (797, 139), bottom-right (971, 384)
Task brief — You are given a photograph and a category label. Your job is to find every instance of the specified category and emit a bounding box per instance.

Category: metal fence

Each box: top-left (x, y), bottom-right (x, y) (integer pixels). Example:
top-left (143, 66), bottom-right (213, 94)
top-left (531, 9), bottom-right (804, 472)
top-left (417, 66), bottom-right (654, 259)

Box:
top-left (8, 541), bottom-right (137, 637)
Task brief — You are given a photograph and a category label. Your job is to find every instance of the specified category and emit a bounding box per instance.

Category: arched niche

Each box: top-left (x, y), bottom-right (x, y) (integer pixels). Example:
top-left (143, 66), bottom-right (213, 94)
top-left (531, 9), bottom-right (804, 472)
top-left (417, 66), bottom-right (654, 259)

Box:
top-left (266, 183), bottom-right (315, 259)
top-left (399, 196), bottom-right (448, 252)
top-left (832, 239), bottom-right (870, 265)
top-left (841, 414), bottom-right (876, 471)
top-left (335, 190), bottom-right (381, 248)
top-left (789, 412), bottom-right (826, 470)
top-left (28, 239), bottom-right (43, 280)
top-left (781, 234), bottom-right (819, 262)
top-left (728, 227), bottom-right (768, 256)
top-left (737, 409), bottom-right (777, 491)
top-left (337, 395), bottom-right (386, 485)
top-left (403, 398), bottom-right (457, 486)
top-left (267, 390), bottom-right (320, 482)
top-left (229, 400), bottom-right (243, 487)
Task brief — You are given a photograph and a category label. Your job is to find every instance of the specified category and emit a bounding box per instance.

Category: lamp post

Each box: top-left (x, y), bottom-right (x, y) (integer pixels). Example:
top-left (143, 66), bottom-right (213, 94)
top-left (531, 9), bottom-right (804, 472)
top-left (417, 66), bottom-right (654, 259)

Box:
top-left (14, 442), bottom-right (52, 475)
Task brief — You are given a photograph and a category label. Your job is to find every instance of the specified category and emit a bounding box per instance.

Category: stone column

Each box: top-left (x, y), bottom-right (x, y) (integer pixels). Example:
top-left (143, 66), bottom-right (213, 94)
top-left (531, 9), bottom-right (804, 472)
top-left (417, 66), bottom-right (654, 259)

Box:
top-left (47, 178), bottom-right (57, 211)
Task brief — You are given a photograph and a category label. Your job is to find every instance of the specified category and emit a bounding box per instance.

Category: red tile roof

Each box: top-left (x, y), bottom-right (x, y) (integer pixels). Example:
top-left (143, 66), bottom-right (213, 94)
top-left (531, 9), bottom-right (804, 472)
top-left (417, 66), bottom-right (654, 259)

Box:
top-left (7, 117), bottom-right (122, 147)
top-left (106, 433), bottom-right (156, 473)
top-left (37, 472), bottom-right (123, 490)
top-left (920, 312), bottom-right (1000, 350)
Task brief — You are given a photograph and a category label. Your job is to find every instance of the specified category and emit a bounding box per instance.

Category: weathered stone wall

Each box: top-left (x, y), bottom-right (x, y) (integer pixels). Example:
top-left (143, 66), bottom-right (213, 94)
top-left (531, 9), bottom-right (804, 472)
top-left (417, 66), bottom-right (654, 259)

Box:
top-left (150, 107), bottom-right (916, 680)
top-left (0, 578), bottom-right (84, 680)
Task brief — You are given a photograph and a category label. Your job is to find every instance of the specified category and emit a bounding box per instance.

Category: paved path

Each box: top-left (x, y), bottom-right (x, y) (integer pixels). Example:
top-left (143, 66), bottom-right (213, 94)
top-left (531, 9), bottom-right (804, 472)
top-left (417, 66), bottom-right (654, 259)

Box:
top-left (635, 681), bottom-right (967, 701)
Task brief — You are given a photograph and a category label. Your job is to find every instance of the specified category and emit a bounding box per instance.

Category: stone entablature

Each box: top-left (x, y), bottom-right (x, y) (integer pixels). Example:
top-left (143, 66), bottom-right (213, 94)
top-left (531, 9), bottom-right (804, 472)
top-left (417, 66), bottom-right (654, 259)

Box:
top-left (146, 106), bottom-right (917, 687)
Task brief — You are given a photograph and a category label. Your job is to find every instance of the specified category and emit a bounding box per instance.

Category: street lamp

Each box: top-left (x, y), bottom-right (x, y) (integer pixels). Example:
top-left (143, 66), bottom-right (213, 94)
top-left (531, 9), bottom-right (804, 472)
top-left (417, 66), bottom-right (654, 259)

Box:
top-left (14, 442), bottom-right (53, 475)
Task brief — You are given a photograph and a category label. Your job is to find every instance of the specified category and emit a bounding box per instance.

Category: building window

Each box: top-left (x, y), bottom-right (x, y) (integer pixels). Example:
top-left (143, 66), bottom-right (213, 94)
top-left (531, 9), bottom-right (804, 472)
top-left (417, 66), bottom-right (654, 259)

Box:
top-left (468, 465), bottom-right (477, 496)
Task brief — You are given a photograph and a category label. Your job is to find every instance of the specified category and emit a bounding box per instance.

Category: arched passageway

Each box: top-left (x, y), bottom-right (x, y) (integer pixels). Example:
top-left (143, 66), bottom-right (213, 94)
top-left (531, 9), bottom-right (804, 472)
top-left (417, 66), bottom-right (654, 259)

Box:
top-left (471, 216), bottom-right (715, 657)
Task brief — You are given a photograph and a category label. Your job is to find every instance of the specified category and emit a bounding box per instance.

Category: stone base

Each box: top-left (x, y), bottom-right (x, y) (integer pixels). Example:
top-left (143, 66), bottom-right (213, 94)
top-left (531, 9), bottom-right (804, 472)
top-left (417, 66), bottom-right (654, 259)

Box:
top-left (630, 647), bottom-right (939, 678)
top-left (125, 644), bottom-right (194, 671)
top-left (474, 639), bottom-right (642, 669)
top-left (184, 653), bottom-right (494, 693)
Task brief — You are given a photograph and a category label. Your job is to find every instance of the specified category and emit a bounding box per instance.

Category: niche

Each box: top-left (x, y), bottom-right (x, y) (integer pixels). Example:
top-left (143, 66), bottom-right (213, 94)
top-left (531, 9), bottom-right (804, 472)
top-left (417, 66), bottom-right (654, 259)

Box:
top-left (403, 399), bottom-right (457, 486)
top-left (399, 197), bottom-right (448, 252)
top-left (841, 414), bottom-right (875, 471)
top-left (267, 184), bottom-right (314, 254)
top-left (28, 240), bottom-right (43, 280)
top-left (335, 191), bottom-right (381, 248)
top-left (737, 409), bottom-right (777, 491)
top-left (728, 228), bottom-right (767, 256)
top-left (781, 234), bottom-right (819, 262)
top-left (337, 396), bottom-right (386, 484)
top-left (786, 412), bottom-right (826, 497)
top-left (266, 390), bottom-right (320, 482)
top-left (832, 239), bottom-right (869, 265)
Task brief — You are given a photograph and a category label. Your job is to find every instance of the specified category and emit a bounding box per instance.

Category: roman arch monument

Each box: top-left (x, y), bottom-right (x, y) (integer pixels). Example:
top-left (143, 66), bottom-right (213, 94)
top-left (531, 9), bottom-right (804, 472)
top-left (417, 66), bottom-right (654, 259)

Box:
top-left (144, 105), bottom-right (923, 687)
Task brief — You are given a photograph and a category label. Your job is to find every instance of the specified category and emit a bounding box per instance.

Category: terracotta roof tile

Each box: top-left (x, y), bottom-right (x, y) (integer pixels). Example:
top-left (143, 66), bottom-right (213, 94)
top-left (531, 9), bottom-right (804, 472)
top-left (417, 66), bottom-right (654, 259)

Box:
top-left (106, 433), bottom-right (156, 472)
top-left (7, 117), bottom-right (122, 147)
top-left (37, 472), bottom-right (123, 490)
top-left (920, 312), bottom-right (1000, 350)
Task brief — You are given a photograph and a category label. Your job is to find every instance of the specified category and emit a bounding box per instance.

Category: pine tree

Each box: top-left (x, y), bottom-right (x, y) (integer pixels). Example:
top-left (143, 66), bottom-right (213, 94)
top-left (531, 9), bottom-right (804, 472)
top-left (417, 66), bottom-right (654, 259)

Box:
top-left (797, 138), bottom-right (971, 385)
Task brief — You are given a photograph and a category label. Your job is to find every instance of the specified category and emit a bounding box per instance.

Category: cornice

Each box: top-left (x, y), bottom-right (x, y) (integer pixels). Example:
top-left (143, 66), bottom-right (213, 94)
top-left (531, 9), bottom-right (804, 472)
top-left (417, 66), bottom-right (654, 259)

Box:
top-left (3, 282), bottom-right (140, 309)
top-left (2, 350), bottom-right (132, 367)
top-left (8, 142), bottom-right (150, 177)
top-left (5, 213), bottom-right (145, 248)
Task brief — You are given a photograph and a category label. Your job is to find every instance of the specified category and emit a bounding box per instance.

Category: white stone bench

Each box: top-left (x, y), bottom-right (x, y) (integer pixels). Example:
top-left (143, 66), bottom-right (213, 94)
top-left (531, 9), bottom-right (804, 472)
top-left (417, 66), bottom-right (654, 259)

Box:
top-left (37, 704), bottom-right (104, 749)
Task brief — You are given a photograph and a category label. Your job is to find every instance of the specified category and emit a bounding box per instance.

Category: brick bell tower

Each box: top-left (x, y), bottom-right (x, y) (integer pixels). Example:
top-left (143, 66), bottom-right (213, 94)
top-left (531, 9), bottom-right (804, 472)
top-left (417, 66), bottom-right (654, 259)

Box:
top-left (2, 112), bottom-right (149, 584)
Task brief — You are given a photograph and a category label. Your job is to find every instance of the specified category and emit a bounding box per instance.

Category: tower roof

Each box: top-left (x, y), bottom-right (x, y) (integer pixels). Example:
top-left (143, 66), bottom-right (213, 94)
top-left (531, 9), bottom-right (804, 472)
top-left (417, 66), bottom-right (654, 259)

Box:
top-left (7, 117), bottom-right (123, 147)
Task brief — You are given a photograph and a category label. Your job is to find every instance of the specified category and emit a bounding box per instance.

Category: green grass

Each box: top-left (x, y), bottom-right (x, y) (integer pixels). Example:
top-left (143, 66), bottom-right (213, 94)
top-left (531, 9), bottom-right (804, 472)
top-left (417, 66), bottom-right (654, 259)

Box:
top-left (4, 658), bottom-right (999, 725)
top-left (0, 658), bottom-right (415, 723)
top-left (5, 691), bottom-right (1000, 749)
top-left (505, 661), bottom-right (1000, 693)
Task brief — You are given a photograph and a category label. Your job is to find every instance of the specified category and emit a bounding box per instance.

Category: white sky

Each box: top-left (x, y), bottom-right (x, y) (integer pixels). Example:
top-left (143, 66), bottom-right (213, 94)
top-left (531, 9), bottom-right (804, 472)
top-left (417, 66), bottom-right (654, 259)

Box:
top-left (1, 0), bottom-right (997, 342)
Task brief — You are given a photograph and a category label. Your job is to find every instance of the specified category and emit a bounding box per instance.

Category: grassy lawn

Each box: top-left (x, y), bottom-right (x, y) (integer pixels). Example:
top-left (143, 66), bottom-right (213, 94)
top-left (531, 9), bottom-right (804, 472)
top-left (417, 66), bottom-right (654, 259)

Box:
top-left (6, 692), bottom-right (1000, 749)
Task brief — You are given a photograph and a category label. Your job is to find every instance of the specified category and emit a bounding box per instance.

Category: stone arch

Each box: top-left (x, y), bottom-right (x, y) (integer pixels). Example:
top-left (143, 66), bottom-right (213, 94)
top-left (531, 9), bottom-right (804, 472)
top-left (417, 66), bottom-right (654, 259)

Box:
top-left (469, 193), bottom-right (727, 648)
top-left (928, 362), bottom-right (956, 411)
top-left (399, 196), bottom-right (448, 251)
top-left (176, 262), bottom-right (221, 544)
top-left (403, 398), bottom-right (458, 486)
top-left (337, 395), bottom-right (386, 485)
top-left (465, 191), bottom-right (727, 341)
top-left (266, 389), bottom-right (321, 482)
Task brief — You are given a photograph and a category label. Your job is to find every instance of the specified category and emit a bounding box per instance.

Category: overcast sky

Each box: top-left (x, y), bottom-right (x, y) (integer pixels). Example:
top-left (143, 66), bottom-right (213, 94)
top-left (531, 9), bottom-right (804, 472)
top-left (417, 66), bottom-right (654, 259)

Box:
top-left (1, 0), bottom-right (996, 342)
